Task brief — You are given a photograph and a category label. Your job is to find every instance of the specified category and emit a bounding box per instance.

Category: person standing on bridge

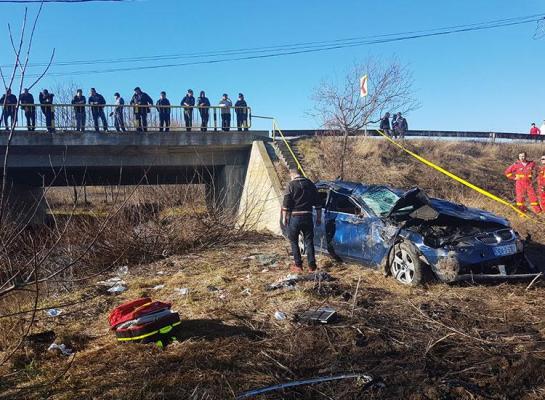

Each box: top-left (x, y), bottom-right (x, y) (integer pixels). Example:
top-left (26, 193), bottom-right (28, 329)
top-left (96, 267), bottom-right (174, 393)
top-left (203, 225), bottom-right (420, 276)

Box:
top-left (88, 88), bottom-right (108, 132)
top-left (219, 93), bottom-right (232, 132)
top-left (0, 88), bottom-right (18, 131)
top-left (71, 89), bottom-right (86, 132)
top-left (110, 93), bottom-right (126, 132)
top-left (282, 168), bottom-right (322, 274)
top-left (39, 89), bottom-right (55, 133)
top-left (394, 112), bottom-right (408, 139)
top-left (197, 91), bottom-right (210, 132)
top-left (181, 89), bottom-right (195, 131)
top-left (156, 91), bottom-right (171, 132)
top-left (380, 112), bottom-right (391, 136)
top-left (19, 88), bottom-right (35, 131)
top-left (235, 93), bottom-right (249, 131)
top-left (505, 152), bottom-right (542, 214)
top-left (538, 155), bottom-right (545, 210)
top-left (131, 87), bottom-right (153, 132)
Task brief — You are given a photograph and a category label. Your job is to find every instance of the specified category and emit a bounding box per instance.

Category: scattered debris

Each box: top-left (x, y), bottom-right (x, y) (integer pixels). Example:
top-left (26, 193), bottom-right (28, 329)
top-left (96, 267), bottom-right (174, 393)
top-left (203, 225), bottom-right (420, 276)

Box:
top-left (47, 343), bottom-right (74, 356)
top-left (157, 271), bottom-right (165, 275)
top-left (297, 306), bottom-right (337, 325)
top-left (266, 272), bottom-right (334, 291)
top-left (235, 372), bottom-right (375, 399)
top-left (46, 308), bottom-right (62, 317)
top-left (241, 288), bottom-right (252, 296)
top-left (107, 284), bottom-right (127, 294)
top-left (25, 331), bottom-right (56, 351)
top-left (116, 265), bottom-right (129, 276)
top-left (174, 288), bottom-right (189, 295)
top-left (152, 284), bottom-right (165, 290)
top-left (207, 285), bottom-right (220, 292)
top-left (274, 311), bottom-right (287, 321)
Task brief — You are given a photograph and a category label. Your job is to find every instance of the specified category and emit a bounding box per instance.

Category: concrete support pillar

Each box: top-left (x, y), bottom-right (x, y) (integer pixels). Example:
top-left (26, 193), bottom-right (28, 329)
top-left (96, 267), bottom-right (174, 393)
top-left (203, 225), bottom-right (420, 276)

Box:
top-left (4, 184), bottom-right (47, 225)
top-left (205, 165), bottom-right (247, 214)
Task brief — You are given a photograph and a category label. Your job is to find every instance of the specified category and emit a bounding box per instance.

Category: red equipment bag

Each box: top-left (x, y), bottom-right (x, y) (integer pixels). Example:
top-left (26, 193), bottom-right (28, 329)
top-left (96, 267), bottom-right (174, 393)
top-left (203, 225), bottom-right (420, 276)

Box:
top-left (108, 297), bottom-right (171, 330)
top-left (114, 311), bottom-right (181, 343)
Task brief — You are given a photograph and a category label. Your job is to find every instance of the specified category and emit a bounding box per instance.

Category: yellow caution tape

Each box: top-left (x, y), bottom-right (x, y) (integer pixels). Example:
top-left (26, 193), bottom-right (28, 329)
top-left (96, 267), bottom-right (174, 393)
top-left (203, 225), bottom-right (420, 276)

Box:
top-left (272, 119), bottom-right (308, 178)
top-left (375, 129), bottom-right (530, 219)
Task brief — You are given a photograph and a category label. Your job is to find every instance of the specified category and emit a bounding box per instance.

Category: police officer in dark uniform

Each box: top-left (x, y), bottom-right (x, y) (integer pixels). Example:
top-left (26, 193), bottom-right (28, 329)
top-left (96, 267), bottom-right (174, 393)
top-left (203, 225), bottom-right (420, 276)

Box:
top-left (130, 87), bottom-right (153, 132)
top-left (19, 88), bottom-right (35, 131)
top-left (197, 91), bottom-right (210, 132)
top-left (0, 88), bottom-right (18, 131)
top-left (71, 89), bottom-right (86, 132)
top-left (379, 112), bottom-right (391, 136)
top-left (39, 89), bottom-right (55, 133)
top-left (281, 168), bottom-right (322, 273)
top-left (234, 93), bottom-right (248, 131)
top-left (88, 88), bottom-right (108, 132)
top-left (181, 89), bottom-right (195, 131)
top-left (156, 91), bottom-right (171, 132)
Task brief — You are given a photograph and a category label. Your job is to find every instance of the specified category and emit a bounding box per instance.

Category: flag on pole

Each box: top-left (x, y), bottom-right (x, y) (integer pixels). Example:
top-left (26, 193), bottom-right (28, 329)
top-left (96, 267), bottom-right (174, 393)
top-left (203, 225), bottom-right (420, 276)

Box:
top-left (360, 74), bottom-right (368, 97)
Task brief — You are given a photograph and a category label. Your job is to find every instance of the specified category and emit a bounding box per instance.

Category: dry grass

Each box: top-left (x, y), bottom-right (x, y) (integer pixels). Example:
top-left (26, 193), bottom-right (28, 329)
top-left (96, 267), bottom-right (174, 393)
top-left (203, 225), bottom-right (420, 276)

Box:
top-left (2, 236), bottom-right (545, 399)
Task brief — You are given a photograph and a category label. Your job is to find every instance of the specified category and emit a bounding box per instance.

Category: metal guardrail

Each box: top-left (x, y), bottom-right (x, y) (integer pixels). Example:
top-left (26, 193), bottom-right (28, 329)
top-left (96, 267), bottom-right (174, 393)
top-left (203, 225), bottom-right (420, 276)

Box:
top-left (277, 129), bottom-right (544, 141)
top-left (0, 104), bottom-right (251, 132)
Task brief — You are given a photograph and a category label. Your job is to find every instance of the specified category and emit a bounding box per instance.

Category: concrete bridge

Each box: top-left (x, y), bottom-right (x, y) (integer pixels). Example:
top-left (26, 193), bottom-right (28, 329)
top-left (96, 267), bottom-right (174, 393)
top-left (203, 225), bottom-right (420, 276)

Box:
top-left (0, 130), bottom-right (285, 233)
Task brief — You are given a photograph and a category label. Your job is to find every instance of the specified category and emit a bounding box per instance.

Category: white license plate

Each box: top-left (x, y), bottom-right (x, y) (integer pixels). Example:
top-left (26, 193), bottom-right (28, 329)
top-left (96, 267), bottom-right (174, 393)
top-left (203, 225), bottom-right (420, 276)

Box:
top-left (493, 244), bottom-right (517, 257)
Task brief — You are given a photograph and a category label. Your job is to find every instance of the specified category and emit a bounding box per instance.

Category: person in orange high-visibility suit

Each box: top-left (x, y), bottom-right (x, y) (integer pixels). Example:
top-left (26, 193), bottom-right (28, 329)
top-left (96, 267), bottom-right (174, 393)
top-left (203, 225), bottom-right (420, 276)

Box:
top-left (538, 155), bottom-right (545, 210)
top-left (504, 152), bottom-right (542, 213)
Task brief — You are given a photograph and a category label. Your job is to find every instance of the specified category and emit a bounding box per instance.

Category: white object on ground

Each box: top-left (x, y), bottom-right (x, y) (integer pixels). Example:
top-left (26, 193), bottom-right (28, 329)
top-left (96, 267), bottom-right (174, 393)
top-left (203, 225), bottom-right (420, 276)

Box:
top-left (174, 288), bottom-right (189, 295)
top-left (152, 284), bottom-right (165, 290)
top-left (46, 308), bottom-right (62, 317)
top-left (274, 311), bottom-right (287, 321)
top-left (107, 284), bottom-right (127, 294)
top-left (116, 266), bottom-right (129, 276)
top-left (47, 343), bottom-right (73, 356)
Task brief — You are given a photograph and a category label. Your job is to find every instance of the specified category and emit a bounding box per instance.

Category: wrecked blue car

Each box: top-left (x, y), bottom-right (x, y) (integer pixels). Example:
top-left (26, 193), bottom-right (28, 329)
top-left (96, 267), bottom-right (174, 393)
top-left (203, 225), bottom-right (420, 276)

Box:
top-left (288, 181), bottom-right (538, 286)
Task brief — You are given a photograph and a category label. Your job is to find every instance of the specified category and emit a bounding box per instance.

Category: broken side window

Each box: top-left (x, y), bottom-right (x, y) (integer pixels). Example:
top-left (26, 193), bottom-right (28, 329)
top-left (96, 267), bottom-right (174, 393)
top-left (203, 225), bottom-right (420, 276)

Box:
top-left (328, 192), bottom-right (361, 215)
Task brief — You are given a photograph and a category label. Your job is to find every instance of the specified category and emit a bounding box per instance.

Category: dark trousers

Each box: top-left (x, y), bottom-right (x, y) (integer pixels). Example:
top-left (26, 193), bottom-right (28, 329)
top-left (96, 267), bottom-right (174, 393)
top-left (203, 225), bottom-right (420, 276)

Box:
top-left (236, 113), bottom-right (248, 131)
top-left (75, 110), bottom-right (86, 131)
top-left (199, 111), bottom-right (209, 132)
top-left (136, 112), bottom-right (148, 132)
top-left (3, 111), bottom-right (16, 130)
top-left (114, 111), bottom-right (125, 132)
top-left (92, 109), bottom-right (107, 131)
top-left (184, 110), bottom-right (192, 131)
top-left (25, 109), bottom-right (36, 131)
top-left (221, 113), bottom-right (231, 131)
top-left (287, 214), bottom-right (316, 267)
top-left (42, 110), bottom-right (55, 132)
top-left (159, 114), bottom-right (170, 132)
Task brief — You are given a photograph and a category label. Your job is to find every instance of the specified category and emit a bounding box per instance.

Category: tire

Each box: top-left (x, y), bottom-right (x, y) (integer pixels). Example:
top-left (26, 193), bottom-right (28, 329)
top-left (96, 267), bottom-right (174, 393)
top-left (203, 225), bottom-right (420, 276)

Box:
top-left (390, 242), bottom-right (425, 286)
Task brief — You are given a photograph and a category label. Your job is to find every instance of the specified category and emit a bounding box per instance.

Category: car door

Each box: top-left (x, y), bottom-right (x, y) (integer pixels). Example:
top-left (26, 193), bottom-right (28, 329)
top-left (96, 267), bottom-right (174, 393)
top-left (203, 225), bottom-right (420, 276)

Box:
top-left (326, 192), bottom-right (369, 262)
top-left (312, 188), bottom-right (329, 252)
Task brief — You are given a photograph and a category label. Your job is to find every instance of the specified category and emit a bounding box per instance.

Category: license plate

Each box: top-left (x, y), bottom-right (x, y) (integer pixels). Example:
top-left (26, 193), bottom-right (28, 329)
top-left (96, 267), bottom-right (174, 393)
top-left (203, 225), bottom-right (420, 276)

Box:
top-left (493, 244), bottom-right (517, 257)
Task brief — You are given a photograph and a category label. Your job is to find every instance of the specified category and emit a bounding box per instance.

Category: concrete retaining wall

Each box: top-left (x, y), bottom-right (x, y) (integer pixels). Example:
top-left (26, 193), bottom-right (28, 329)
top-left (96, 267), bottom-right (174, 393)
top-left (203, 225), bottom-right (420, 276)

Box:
top-left (237, 141), bottom-right (283, 235)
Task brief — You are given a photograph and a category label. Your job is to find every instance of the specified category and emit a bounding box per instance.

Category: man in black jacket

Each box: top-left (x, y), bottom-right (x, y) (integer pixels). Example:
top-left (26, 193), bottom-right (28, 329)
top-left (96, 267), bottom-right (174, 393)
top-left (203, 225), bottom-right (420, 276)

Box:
top-left (235, 93), bottom-right (248, 131)
top-left (394, 112), bottom-right (408, 139)
top-left (197, 91), bottom-right (210, 132)
top-left (181, 89), bottom-right (195, 131)
top-left (156, 91), bottom-right (171, 132)
top-left (131, 87), bottom-right (153, 132)
top-left (71, 89), bottom-right (86, 132)
top-left (88, 88), bottom-right (108, 132)
top-left (0, 89), bottom-right (18, 131)
top-left (379, 112), bottom-right (390, 136)
top-left (39, 89), bottom-right (55, 133)
top-left (19, 88), bottom-right (35, 131)
top-left (282, 168), bottom-right (322, 273)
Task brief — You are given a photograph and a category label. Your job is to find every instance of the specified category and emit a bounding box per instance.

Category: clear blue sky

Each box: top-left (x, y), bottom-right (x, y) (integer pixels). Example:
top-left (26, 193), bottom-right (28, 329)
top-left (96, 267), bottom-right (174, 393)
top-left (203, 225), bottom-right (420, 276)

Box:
top-left (0, 0), bottom-right (543, 132)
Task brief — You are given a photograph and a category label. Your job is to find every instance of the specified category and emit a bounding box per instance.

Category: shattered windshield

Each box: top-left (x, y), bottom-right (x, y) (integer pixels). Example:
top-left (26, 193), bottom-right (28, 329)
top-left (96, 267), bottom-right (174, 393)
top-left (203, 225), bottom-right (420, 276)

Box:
top-left (359, 187), bottom-right (401, 216)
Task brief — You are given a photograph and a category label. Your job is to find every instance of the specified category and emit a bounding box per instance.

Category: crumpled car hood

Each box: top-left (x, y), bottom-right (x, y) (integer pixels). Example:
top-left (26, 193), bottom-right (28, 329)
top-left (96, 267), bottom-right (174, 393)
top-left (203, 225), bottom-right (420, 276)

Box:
top-left (389, 187), bottom-right (509, 227)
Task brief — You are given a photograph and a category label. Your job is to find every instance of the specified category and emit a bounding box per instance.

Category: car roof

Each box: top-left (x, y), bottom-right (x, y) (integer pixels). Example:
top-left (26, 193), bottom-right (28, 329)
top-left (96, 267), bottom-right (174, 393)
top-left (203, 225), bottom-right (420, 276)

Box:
top-left (316, 180), bottom-right (398, 196)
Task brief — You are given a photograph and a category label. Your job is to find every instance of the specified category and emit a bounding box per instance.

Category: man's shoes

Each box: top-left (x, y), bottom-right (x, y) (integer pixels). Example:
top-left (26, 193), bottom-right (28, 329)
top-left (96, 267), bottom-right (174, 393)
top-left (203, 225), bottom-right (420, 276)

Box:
top-left (308, 264), bottom-right (318, 273)
top-left (290, 264), bottom-right (304, 274)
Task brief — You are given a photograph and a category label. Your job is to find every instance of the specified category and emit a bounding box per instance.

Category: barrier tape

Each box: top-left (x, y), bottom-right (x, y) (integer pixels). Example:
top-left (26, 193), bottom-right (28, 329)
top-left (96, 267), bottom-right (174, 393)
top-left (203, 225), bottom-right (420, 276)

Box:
top-left (375, 129), bottom-right (533, 219)
top-left (272, 119), bottom-right (308, 178)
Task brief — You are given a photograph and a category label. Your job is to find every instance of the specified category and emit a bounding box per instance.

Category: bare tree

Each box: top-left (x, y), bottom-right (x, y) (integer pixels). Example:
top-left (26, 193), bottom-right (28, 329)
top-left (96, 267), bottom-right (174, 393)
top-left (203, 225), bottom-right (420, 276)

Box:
top-left (311, 58), bottom-right (419, 179)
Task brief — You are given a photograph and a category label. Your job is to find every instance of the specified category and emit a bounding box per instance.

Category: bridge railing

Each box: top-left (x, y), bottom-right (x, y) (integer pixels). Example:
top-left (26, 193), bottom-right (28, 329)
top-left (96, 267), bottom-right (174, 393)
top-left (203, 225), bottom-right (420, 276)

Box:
top-left (3, 104), bottom-right (252, 132)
